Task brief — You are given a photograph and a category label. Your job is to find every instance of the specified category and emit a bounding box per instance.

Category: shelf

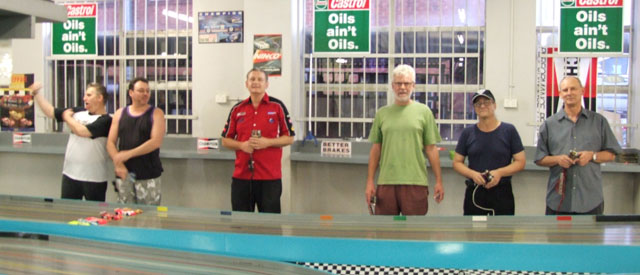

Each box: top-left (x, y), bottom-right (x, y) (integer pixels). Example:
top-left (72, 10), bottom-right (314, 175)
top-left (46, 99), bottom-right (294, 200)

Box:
top-left (0, 0), bottom-right (67, 39)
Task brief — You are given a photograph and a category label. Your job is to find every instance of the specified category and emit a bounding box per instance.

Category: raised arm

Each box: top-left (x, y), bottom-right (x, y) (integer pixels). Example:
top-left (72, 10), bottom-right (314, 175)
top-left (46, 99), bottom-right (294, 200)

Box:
top-left (31, 82), bottom-right (55, 119)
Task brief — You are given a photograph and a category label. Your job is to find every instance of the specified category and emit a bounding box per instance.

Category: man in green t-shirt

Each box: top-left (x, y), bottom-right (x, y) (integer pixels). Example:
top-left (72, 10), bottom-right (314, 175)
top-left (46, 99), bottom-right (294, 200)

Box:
top-left (365, 64), bottom-right (444, 215)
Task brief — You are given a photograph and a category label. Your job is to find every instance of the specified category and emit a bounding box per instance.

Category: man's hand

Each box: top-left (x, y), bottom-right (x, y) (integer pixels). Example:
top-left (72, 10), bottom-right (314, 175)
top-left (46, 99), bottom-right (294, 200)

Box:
top-left (248, 137), bottom-right (271, 150)
top-left (365, 180), bottom-right (376, 206)
top-left (485, 170), bottom-right (502, 189)
top-left (556, 155), bottom-right (576, 168)
top-left (114, 162), bottom-right (128, 180)
top-left (470, 170), bottom-right (487, 186)
top-left (240, 140), bottom-right (254, 153)
top-left (113, 150), bottom-right (133, 165)
top-left (62, 109), bottom-right (74, 120)
top-left (576, 151), bottom-right (595, 166)
top-left (29, 82), bottom-right (43, 95)
top-left (433, 181), bottom-right (444, 203)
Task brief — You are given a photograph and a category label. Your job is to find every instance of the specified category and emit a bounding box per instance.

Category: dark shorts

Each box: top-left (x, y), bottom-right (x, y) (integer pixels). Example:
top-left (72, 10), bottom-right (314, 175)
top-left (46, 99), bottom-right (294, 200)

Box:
top-left (463, 180), bottom-right (514, 216)
top-left (545, 201), bottom-right (604, 215)
top-left (61, 174), bottom-right (107, 202)
top-left (375, 185), bottom-right (429, 216)
top-left (231, 178), bottom-right (282, 213)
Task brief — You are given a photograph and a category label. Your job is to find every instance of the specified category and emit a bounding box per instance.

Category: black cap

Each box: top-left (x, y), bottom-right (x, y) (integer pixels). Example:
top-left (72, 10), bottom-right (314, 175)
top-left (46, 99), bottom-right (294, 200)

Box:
top-left (472, 89), bottom-right (495, 103)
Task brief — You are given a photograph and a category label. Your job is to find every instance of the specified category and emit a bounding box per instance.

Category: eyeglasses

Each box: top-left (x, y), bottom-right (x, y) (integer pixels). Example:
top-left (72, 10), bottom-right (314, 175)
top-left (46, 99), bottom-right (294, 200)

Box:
top-left (392, 82), bottom-right (414, 87)
top-left (473, 100), bottom-right (493, 107)
top-left (133, 88), bottom-right (149, 93)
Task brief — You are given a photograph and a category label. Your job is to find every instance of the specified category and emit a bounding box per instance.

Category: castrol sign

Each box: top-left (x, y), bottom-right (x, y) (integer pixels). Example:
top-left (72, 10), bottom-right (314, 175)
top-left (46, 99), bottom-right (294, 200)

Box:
top-left (314, 0), bottom-right (370, 53)
top-left (52, 3), bottom-right (97, 56)
top-left (66, 4), bottom-right (97, 17)
top-left (577, 0), bottom-right (623, 7)
top-left (559, 0), bottom-right (623, 53)
top-left (328, 0), bottom-right (369, 10)
top-left (562, 0), bottom-right (623, 7)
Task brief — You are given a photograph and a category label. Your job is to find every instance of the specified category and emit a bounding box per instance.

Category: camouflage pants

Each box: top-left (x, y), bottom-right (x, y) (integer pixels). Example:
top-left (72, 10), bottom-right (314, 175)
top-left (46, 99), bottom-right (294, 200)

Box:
top-left (115, 177), bottom-right (162, 205)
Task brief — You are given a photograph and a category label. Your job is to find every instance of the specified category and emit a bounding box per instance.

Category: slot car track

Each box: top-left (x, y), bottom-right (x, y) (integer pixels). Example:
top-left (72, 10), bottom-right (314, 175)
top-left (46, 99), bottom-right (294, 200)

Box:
top-left (1, 195), bottom-right (639, 274)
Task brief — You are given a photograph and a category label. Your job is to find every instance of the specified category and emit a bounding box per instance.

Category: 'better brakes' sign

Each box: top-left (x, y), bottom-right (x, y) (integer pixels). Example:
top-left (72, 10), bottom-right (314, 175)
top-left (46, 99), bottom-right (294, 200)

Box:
top-left (559, 0), bottom-right (623, 53)
top-left (52, 3), bottom-right (97, 56)
top-left (313, 0), bottom-right (370, 53)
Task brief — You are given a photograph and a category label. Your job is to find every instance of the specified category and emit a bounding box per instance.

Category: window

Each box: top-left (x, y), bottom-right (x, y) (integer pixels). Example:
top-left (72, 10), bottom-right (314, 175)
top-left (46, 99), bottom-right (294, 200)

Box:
top-left (45, 0), bottom-right (193, 134)
top-left (303, 0), bottom-right (486, 142)
top-left (535, 0), bottom-right (633, 147)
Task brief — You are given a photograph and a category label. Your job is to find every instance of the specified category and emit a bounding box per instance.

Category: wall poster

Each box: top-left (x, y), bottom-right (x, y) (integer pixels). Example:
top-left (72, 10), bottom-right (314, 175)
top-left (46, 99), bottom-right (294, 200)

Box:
top-left (198, 11), bottom-right (244, 43)
top-left (253, 34), bottom-right (282, 77)
top-left (1, 74), bottom-right (35, 132)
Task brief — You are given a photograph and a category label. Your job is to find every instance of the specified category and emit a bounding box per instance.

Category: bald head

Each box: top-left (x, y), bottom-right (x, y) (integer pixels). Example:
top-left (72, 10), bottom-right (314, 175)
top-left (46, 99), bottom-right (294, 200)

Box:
top-left (560, 76), bottom-right (583, 88)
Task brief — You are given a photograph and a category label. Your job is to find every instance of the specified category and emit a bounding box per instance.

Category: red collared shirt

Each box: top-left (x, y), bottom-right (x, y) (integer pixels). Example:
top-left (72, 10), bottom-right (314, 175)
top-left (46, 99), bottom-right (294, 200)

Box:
top-left (221, 94), bottom-right (295, 180)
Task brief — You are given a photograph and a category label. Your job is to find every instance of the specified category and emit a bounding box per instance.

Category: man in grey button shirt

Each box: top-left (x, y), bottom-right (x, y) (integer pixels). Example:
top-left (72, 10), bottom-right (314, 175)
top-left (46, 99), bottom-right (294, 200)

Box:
top-left (535, 76), bottom-right (621, 215)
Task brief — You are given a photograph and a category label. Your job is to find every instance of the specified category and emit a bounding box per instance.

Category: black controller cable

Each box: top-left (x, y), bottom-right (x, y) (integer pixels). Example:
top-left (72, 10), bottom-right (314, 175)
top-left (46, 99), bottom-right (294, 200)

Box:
top-left (472, 170), bottom-right (496, 216)
top-left (248, 153), bottom-right (255, 211)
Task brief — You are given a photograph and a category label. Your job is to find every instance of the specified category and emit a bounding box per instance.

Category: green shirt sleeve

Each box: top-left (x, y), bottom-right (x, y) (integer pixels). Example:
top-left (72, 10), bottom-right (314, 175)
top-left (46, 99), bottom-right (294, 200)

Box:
top-left (369, 111), bottom-right (383, 144)
top-left (422, 108), bottom-right (441, 146)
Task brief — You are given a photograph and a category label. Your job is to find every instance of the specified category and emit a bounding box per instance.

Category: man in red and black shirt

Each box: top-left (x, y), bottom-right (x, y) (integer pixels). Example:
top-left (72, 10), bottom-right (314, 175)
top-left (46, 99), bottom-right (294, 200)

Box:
top-left (221, 68), bottom-right (295, 213)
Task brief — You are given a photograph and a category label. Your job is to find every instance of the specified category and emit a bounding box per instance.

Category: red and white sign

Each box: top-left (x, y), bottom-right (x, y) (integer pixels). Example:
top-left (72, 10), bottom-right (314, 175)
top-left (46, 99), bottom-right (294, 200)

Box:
top-left (575, 0), bottom-right (623, 7)
top-left (197, 138), bottom-right (218, 150)
top-left (328, 0), bottom-right (369, 10)
top-left (13, 132), bottom-right (31, 145)
top-left (545, 48), bottom-right (597, 100)
top-left (66, 3), bottom-right (97, 17)
top-left (252, 51), bottom-right (281, 64)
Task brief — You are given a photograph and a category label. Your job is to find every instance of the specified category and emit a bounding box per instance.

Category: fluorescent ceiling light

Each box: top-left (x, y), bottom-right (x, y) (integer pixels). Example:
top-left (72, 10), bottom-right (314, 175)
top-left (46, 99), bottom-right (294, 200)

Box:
top-left (162, 9), bottom-right (193, 23)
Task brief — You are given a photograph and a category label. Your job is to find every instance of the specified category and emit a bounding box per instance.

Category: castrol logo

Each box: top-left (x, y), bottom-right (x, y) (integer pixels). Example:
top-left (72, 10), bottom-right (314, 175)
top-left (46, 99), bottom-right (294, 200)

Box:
top-left (316, 0), bottom-right (328, 10)
top-left (66, 4), bottom-right (96, 17)
top-left (576, 0), bottom-right (622, 7)
top-left (329, 0), bottom-right (369, 10)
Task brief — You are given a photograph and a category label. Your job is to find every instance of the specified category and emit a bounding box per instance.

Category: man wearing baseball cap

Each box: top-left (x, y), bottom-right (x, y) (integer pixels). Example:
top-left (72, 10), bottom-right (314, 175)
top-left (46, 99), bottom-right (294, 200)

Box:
top-left (452, 89), bottom-right (525, 215)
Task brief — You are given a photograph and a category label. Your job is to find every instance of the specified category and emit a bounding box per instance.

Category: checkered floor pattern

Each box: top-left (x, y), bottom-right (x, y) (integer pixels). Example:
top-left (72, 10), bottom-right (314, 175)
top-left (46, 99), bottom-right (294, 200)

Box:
top-left (297, 262), bottom-right (599, 275)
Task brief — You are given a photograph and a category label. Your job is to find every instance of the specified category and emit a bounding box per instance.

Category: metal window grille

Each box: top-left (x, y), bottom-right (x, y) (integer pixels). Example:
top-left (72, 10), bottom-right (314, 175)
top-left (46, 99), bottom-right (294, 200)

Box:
top-left (535, 0), bottom-right (633, 147)
top-left (45, 0), bottom-right (193, 135)
top-left (303, 0), bottom-right (486, 142)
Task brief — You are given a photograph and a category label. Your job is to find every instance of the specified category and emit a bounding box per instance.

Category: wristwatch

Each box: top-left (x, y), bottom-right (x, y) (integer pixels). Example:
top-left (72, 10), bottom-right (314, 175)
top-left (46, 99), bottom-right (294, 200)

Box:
top-left (592, 152), bottom-right (597, 162)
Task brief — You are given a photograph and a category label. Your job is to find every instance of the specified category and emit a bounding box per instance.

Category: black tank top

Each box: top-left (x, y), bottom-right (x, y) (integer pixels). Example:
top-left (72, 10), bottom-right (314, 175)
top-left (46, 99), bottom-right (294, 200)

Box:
top-left (118, 106), bottom-right (163, 180)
